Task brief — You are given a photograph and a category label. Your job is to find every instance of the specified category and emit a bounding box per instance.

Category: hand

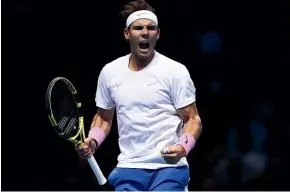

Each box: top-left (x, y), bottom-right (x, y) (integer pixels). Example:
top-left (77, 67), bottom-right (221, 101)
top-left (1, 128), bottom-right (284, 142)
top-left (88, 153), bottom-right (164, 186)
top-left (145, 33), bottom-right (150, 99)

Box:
top-left (160, 144), bottom-right (186, 164)
top-left (75, 137), bottom-right (97, 159)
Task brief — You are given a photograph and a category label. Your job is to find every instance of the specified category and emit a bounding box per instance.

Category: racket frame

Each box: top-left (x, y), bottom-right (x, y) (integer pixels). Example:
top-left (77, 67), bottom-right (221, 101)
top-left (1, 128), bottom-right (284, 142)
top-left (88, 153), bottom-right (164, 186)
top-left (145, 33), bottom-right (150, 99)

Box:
top-left (45, 77), bottom-right (107, 185)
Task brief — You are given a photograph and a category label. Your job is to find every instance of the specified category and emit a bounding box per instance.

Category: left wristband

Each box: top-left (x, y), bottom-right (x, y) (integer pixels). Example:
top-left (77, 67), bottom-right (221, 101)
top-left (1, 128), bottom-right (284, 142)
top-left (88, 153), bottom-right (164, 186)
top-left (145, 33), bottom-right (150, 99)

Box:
top-left (176, 133), bottom-right (196, 156)
top-left (88, 127), bottom-right (106, 148)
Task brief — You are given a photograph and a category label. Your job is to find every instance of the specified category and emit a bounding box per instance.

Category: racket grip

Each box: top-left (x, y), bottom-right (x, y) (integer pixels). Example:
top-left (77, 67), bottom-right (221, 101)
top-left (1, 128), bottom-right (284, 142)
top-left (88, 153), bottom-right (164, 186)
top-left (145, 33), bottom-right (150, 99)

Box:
top-left (87, 156), bottom-right (107, 185)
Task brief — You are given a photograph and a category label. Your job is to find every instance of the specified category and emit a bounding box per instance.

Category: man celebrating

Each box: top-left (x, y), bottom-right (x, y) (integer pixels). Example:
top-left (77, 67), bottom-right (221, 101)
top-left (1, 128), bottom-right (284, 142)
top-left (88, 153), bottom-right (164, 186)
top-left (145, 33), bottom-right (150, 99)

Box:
top-left (76, 0), bottom-right (202, 191)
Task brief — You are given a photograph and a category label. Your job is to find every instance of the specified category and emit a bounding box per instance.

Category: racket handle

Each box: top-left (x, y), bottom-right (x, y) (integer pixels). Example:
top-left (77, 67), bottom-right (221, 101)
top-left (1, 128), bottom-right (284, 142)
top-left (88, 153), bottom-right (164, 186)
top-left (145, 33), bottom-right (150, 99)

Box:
top-left (87, 156), bottom-right (107, 185)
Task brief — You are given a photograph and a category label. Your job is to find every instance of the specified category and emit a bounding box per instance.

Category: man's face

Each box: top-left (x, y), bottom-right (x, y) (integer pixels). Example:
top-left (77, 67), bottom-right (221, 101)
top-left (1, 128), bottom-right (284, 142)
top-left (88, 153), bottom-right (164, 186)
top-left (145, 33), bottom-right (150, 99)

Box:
top-left (124, 19), bottom-right (160, 59)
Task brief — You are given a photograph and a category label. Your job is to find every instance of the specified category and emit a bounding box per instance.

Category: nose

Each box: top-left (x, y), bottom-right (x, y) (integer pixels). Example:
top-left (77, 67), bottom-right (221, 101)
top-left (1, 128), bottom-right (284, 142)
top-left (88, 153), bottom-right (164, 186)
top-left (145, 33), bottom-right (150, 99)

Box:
top-left (141, 27), bottom-right (149, 39)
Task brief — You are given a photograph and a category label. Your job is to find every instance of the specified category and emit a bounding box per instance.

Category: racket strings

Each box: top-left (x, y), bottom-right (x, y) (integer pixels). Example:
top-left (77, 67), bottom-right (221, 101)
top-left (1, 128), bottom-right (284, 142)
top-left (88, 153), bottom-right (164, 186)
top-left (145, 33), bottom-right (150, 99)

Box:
top-left (59, 116), bottom-right (78, 135)
top-left (51, 81), bottom-right (80, 137)
top-left (58, 116), bottom-right (69, 130)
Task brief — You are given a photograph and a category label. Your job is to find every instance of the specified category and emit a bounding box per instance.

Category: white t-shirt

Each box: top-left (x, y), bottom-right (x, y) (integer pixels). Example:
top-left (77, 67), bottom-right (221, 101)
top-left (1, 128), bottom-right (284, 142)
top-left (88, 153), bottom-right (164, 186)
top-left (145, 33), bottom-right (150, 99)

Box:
top-left (95, 51), bottom-right (196, 169)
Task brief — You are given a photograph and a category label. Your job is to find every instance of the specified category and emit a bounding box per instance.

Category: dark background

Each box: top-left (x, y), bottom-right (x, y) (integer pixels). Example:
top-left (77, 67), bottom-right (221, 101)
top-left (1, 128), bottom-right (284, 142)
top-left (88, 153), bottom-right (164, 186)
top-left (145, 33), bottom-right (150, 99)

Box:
top-left (2, 0), bottom-right (290, 190)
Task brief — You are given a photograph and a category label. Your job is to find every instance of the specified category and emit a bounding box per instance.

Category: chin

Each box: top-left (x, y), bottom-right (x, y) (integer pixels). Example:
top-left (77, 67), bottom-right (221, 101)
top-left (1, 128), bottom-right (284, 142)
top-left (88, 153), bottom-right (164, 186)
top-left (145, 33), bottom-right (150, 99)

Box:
top-left (137, 53), bottom-right (151, 59)
top-left (136, 49), bottom-right (154, 59)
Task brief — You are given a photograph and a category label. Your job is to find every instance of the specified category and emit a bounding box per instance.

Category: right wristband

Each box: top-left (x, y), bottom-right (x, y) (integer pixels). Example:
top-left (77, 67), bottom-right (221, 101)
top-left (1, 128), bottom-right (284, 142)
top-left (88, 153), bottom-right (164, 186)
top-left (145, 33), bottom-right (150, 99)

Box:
top-left (88, 127), bottom-right (106, 148)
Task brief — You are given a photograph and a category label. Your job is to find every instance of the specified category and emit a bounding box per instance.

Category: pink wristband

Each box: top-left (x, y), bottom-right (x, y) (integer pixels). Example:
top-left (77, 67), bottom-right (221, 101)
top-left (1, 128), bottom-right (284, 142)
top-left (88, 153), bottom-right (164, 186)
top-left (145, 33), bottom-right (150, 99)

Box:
top-left (176, 133), bottom-right (196, 156)
top-left (88, 127), bottom-right (106, 148)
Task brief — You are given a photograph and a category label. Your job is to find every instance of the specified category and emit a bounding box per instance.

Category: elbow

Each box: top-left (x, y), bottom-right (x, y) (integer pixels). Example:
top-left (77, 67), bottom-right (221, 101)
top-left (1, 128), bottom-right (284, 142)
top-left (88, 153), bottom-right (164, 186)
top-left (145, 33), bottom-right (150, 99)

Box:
top-left (197, 115), bottom-right (202, 131)
top-left (184, 115), bottom-right (202, 136)
top-left (193, 114), bottom-right (202, 130)
top-left (192, 115), bottom-right (202, 134)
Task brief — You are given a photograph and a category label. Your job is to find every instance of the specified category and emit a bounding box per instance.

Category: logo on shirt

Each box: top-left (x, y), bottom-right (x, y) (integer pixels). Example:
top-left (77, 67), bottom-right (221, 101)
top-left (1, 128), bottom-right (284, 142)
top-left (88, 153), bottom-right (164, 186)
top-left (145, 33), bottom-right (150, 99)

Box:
top-left (147, 81), bottom-right (158, 86)
top-left (109, 82), bottom-right (122, 88)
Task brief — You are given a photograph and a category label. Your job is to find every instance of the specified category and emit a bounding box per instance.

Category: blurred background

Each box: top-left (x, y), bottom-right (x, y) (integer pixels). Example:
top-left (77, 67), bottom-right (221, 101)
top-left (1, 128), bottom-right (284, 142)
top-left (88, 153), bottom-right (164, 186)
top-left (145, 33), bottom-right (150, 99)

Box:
top-left (2, 0), bottom-right (290, 190)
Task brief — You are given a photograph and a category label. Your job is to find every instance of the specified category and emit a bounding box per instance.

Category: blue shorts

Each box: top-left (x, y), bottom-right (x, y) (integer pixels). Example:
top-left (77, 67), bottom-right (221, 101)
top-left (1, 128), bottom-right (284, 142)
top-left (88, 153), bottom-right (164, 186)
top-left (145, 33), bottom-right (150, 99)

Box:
top-left (108, 166), bottom-right (190, 191)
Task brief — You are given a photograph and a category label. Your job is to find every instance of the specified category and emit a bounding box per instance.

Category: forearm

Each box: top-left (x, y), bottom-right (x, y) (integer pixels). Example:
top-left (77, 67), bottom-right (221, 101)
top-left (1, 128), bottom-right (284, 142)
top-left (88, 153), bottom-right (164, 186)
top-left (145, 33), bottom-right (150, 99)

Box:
top-left (88, 109), bottom-right (114, 148)
top-left (182, 114), bottom-right (202, 141)
top-left (177, 112), bottom-right (202, 156)
top-left (90, 113), bottom-right (112, 136)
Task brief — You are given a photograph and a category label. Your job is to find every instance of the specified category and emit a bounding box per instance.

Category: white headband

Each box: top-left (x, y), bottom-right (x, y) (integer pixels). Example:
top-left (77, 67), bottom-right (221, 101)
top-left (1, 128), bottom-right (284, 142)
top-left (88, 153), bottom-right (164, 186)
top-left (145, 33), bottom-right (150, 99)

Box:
top-left (126, 10), bottom-right (158, 28)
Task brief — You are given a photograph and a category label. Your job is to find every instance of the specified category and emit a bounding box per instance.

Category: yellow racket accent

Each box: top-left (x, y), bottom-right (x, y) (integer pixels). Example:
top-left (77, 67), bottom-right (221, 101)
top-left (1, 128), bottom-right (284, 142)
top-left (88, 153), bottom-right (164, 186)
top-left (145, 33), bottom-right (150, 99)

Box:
top-left (79, 116), bottom-right (86, 142)
top-left (48, 114), bottom-right (57, 126)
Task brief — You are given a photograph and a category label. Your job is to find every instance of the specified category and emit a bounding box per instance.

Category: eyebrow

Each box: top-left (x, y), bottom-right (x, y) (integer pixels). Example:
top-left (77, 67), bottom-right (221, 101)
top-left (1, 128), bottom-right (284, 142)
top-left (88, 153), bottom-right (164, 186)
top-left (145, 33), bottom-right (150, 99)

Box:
top-left (132, 25), bottom-right (157, 30)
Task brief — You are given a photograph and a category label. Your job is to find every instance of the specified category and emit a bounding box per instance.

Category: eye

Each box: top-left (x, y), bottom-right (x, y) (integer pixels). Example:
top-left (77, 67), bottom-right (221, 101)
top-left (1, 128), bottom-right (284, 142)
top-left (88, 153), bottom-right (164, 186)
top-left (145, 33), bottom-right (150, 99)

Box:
top-left (147, 26), bottom-right (157, 31)
top-left (133, 26), bottom-right (144, 30)
top-left (132, 25), bottom-right (157, 31)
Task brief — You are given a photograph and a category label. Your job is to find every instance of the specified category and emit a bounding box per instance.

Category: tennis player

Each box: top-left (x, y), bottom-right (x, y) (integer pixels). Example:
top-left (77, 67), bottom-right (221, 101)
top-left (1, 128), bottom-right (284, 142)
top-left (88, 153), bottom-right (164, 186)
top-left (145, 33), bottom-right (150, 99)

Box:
top-left (76, 0), bottom-right (202, 191)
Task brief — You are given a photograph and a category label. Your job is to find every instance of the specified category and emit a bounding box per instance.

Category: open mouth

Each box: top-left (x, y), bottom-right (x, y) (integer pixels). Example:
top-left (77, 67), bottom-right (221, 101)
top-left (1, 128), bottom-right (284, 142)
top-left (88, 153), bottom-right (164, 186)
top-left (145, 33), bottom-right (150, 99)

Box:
top-left (139, 42), bottom-right (150, 50)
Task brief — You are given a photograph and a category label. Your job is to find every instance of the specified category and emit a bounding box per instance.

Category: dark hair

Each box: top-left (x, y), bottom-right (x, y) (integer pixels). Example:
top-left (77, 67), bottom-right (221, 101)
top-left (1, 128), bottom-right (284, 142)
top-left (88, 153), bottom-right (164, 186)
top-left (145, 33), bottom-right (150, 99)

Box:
top-left (120, 0), bottom-right (155, 20)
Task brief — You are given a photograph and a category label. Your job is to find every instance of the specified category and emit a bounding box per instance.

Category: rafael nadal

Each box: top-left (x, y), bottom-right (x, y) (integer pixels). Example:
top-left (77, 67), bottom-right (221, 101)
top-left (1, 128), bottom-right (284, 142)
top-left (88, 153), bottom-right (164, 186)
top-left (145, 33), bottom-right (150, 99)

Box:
top-left (76, 0), bottom-right (202, 191)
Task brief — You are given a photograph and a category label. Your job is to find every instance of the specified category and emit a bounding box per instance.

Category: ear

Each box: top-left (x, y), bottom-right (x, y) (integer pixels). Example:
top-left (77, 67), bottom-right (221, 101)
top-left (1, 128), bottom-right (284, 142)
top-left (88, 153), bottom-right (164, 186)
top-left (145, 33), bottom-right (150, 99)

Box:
top-left (124, 28), bottom-right (129, 41)
top-left (157, 28), bottom-right (160, 40)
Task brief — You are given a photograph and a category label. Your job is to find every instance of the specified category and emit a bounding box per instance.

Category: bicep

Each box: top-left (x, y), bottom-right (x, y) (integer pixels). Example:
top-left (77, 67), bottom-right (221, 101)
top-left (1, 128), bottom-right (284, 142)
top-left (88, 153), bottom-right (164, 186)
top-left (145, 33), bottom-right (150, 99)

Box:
top-left (177, 103), bottom-right (202, 136)
top-left (177, 102), bottom-right (200, 122)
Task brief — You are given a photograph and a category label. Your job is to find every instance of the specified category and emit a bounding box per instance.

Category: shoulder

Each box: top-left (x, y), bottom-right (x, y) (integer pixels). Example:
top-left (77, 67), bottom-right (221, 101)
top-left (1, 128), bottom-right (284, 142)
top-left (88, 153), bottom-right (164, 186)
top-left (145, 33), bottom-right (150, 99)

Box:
top-left (155, 52), bottom-right (190, 76)
top-left (100, 54), bottom-right (130, 77)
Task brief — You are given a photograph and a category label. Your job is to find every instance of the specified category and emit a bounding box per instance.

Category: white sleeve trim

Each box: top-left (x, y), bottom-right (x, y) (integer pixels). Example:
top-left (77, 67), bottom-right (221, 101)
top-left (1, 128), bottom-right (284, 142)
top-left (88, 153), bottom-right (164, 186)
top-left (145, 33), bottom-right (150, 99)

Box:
top-left (174, 97), bottom-right (196, 109)
top-left (96, 103), bottom-right (115, 110)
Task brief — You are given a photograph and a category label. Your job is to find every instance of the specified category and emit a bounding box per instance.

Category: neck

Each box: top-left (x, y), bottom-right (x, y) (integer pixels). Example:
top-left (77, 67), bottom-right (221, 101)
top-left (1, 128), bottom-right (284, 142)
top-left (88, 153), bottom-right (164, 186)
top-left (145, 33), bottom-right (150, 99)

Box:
top-left (129, 51), bottom-right (155, 71)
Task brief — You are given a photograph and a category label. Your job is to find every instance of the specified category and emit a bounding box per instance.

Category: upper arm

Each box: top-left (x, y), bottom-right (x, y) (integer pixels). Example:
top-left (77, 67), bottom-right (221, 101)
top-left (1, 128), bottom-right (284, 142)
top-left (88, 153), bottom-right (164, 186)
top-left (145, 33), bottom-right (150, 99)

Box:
top-left (95, 66), bottom-right (115, 110)
top-left (97, 107), bottom-right (115, 123)
top-left (90, 107), bottom-right (115, 130)
top-left (170, 65), bottom-right (196, 109)
top-left (176, 102), bottom-right (200, 123)
top-left (177, 103), bottom-right (202, 137)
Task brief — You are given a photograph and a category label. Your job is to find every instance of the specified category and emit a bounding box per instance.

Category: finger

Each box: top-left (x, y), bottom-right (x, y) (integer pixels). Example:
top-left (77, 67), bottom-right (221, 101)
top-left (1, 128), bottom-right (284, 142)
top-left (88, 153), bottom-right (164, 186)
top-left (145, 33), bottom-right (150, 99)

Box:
top-left (75, 144), bottom-right (89, 151)
top-left (163, 153), bottom-right (178, 158)
top-left (161, 145), bottom-right (178, 156)
top-left (84, 149), bottom-right (92, 157)
top-left (163, 147), bottom-right (170, 154)
top-left (160, 146), bottom-right (170, 156)
top-left (80, 149), bottom-right (92, 159)
top-left (84, 137), bottom-right (93, 146)
top-left (76, 146), bottom-right (90, 158)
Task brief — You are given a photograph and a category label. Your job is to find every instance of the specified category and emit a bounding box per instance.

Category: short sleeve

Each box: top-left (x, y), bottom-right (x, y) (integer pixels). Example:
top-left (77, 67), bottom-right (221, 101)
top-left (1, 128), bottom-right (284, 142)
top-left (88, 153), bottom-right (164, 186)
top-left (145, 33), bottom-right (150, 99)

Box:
top-left (95, 67), bottom-right (115, 109)
top-left (170, 65), bottom-right (196, 109)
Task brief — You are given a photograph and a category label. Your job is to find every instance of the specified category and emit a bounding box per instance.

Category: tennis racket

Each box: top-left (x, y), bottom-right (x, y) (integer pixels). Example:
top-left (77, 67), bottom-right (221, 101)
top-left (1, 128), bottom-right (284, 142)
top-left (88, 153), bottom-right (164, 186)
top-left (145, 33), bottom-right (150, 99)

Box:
top-left (45, 76), bottom-right (107, 185)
